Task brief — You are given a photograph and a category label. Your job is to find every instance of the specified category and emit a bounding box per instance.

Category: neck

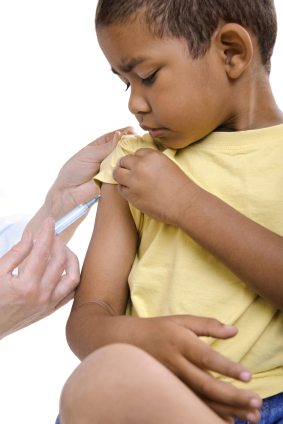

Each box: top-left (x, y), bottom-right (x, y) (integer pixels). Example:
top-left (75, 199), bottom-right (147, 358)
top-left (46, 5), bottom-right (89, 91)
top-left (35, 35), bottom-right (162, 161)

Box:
top-left (217, 68), bottom-right (283, 132)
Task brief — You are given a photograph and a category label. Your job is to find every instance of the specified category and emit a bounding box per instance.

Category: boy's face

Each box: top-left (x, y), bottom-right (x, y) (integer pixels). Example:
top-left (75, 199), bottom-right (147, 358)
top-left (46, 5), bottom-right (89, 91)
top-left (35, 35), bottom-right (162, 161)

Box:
top-left (98, 18), bottom-right (232, 149)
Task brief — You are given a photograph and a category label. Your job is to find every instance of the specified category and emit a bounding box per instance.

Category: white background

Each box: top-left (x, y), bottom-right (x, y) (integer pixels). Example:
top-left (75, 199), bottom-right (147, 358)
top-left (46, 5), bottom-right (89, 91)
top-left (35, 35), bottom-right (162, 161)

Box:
top-left (0, 1), bottom-right (282, 423)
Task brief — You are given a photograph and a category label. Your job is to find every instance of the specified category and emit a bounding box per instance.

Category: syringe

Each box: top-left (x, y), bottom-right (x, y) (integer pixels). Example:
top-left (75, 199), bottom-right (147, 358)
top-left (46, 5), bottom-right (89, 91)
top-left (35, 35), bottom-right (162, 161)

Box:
top-left (54, 195), bottom-right (100, 235)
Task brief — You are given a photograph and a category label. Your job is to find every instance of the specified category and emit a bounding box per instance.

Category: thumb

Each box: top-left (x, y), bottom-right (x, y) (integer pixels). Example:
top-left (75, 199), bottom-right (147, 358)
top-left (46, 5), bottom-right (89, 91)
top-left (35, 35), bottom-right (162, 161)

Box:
top-left (112, 130), bottom-right (122, 147)
top-left (0, 231), bottom-right (33, 274)
top-left (168, 315), bottom-right (238, 339)
top-left (96, 131), bottom-right (121, 161)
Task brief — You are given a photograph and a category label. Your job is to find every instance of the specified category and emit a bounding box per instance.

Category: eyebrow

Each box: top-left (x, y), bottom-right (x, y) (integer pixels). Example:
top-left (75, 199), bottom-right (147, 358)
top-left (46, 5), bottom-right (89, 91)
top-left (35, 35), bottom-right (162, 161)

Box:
top-left (111, 56), bottom-right (148, 75)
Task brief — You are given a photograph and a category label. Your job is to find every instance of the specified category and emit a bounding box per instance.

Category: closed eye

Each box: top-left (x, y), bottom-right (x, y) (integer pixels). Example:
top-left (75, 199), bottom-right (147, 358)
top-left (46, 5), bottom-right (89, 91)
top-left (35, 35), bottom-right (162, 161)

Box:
top-left (124, 70), bottom-right (158, 91)
top-left (142, 70), bottom-right (158, 86)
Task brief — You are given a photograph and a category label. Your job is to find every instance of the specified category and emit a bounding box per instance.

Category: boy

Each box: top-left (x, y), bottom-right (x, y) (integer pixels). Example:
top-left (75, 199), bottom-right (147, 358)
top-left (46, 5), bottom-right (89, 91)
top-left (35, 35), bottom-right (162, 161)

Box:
top-left (61, 1), bottom-right (283, 423)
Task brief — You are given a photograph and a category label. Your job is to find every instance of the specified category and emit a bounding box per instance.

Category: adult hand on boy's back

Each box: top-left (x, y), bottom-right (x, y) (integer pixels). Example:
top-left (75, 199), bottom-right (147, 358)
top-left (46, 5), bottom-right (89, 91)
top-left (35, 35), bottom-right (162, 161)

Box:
top-left (113, 148), bottom-right (198, 225)
top-left (50, 126), bottom-right (138, 213)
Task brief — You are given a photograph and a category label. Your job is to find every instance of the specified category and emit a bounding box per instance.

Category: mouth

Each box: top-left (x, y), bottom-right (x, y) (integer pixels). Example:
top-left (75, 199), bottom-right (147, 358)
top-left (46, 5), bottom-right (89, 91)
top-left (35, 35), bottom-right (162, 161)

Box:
top-left (139, 124), bottom-right (169, 138)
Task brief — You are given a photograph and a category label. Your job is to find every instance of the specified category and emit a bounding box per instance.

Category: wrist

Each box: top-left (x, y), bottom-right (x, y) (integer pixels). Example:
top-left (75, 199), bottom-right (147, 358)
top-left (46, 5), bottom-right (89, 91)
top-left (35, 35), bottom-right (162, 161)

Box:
top-left (23, 185), bottom-right (73, 242)
top-left (173, 180), bottom-right (204, 228)
top-left (45, 183), bottom-right (77, 221)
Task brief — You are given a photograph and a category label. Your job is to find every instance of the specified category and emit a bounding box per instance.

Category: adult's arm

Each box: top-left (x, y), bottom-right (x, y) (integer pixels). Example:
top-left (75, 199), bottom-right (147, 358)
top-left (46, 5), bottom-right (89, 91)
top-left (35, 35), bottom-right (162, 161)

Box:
top-left (113, 149), bottom-right (283, 310)
top-left (0, 127), bottom-right (136, 338)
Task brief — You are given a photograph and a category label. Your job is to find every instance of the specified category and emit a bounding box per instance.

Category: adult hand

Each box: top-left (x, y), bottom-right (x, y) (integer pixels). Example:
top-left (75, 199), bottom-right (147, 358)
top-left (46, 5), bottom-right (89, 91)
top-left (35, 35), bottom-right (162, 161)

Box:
top-left (49, 126), bottom-right (138, 212)
top-left (25, 126), bottom-right (137, 243)
top-left (112, 148), bottom-right (199, 226)
top-left (133, 315), bottom-right (262, 423)
top-left (0, 218), bottom-right (80, 339)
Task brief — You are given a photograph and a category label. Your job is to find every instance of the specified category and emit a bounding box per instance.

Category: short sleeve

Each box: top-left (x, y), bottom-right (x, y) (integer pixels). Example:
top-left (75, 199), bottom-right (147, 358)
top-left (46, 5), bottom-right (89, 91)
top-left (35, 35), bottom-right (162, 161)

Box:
top-left (93, 133), bottom-right (160, 234)
top-left (93, 133), bottom-right (159, 188)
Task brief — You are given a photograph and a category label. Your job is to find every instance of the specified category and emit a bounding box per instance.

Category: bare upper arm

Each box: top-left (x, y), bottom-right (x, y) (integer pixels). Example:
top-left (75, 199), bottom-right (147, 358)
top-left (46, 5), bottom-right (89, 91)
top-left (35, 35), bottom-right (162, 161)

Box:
top-left (73, 183), bottom-right (138, 315)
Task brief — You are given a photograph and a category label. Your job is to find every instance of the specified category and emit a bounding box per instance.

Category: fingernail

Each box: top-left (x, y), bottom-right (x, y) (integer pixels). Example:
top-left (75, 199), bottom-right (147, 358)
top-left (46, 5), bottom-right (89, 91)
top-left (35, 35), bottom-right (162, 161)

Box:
top-left (249, 398), bottom-right (261, 408)
top-left (246, 413), bottom-right (257, 422)
top-left (113, 131), bottom-right (120, 145)
top-left (239, 371), bottom-right (251, 382)
top-left (112, 167), bottom-right (116, 175)
top-left (117, 158), bottom-right (121, 166)
top-left (224, 325), bottom-right (236, 330)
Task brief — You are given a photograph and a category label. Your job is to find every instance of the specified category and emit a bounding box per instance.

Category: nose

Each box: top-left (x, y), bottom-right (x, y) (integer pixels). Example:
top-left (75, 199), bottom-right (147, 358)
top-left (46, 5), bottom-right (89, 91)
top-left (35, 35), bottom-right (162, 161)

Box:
top-left (128, 86), bottom-right (151, 116)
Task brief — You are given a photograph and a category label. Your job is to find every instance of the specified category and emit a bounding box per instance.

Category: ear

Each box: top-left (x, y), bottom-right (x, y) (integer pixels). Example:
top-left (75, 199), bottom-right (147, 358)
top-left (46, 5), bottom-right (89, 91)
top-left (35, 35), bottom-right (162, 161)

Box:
top-left (215, 23), bottom-right (253, 79)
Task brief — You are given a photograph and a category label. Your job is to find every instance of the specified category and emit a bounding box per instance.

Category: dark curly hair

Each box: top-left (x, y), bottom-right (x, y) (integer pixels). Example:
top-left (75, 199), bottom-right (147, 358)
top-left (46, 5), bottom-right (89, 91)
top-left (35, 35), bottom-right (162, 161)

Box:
top-left (95, 0), bottom-right (277, 73)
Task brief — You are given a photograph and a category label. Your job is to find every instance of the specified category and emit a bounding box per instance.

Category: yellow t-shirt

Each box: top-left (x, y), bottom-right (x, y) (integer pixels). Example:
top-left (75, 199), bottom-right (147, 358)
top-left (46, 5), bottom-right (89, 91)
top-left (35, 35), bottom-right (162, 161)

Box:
top-left (94, 125), bottom-right (283, 398)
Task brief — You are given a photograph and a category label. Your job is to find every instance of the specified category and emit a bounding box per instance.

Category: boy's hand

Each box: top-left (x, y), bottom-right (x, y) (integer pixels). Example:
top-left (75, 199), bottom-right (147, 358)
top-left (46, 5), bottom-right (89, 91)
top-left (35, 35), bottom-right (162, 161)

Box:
top-left (132, 315), bottom-right (262, 423)
top-left (112, 148), bottom-right (197, 226)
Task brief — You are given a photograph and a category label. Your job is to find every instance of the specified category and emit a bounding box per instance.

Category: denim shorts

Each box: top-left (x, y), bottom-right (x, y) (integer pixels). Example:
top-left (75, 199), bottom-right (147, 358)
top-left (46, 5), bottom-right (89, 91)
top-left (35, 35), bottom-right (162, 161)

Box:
top-left (55, 392), bottom-right (283, 424)
top-left (234, 392), bottom-right (283, 424)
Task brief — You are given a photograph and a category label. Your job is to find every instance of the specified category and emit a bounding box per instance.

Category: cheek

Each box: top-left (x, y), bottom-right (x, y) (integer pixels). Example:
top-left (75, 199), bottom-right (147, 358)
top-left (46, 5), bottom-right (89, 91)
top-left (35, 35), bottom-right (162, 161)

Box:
top-left (160, 86), bottom-right (209, 129)
top-left (149, 79), bottom-right (192, 124)
top-left (149, 68), bottom-right (216, 130)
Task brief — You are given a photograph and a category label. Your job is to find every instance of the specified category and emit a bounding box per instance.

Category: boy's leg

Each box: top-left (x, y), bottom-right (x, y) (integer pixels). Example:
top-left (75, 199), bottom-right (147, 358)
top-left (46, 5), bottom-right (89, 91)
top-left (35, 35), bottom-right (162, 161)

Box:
top-left (60, 343), bottom-right (226, 424)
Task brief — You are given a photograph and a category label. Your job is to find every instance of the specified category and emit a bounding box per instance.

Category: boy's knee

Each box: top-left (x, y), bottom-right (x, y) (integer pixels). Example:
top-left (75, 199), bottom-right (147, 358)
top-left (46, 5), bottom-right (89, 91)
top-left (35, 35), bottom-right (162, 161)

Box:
top-left (60, 344), bottom-right (154, 423)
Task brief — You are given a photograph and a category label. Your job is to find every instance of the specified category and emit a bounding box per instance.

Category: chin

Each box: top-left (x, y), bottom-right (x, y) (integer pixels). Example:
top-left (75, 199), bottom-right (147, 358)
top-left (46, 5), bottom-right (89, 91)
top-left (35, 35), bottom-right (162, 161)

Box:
top-left (159, 138), bottom-right (193, 150)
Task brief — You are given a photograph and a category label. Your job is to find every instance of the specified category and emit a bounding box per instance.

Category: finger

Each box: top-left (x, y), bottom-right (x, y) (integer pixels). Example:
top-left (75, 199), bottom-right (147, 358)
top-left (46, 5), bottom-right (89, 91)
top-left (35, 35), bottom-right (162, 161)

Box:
top-left (223, 418), bottom-right (234, 424)
top-left (116, 154), bottom-right (138, 170)
top-left (113, 130), bottom-right (121, 147)
top-left (117, 184), bottom-right (131, 202)
top-left (23, 218), bottom-right (55, 283)
top-left (52, 247), bottom-right (80, 302)
top-left (178, 356), bottom-right (262, 411)
top-left (96, 128), bottom-right (137, 158)
top-left (55, 290), bottom-right (75, 310)
top-left (118, 126), bottom-right (138, 136)
top-left (202, 398), bottom-right (260, 423)
top-left (171, 315), bottom-right (253, 381)
top-left (181, 331), bottom-right (252, 383)
top-left (40, 236), bottom-right (68, 292)
top-left (169, 315), bottom-right (238, 339)
top-left (92, 133), bottom-right (120, 160)
top-left (134, 148), bottom-right (157, 157)
top-left (0, 230), bottom-right (33, 274)
top-left (89, 127), bottom-right (138, 147)
top-left (112, 167), bottom-right (131, 187)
